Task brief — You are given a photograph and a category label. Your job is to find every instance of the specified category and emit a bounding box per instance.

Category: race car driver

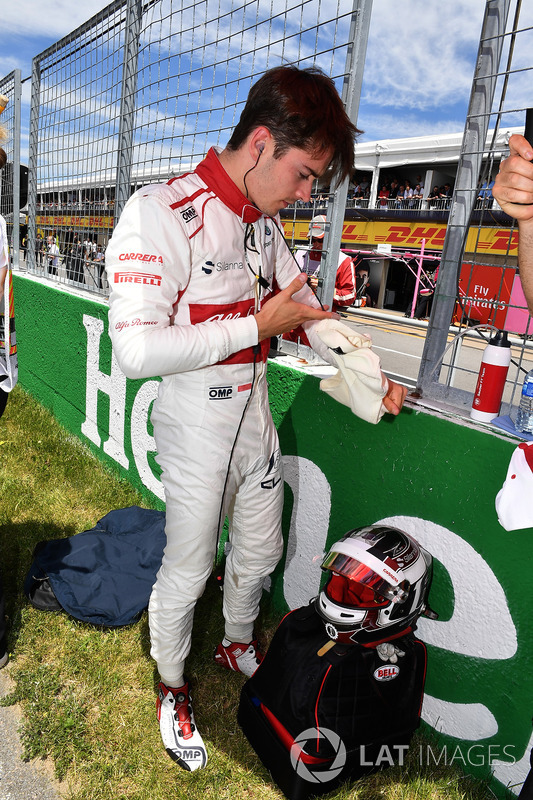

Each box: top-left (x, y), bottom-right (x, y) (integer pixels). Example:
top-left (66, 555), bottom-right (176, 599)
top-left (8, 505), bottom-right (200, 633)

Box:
top-left (105, 65), bottom-right (407, 772)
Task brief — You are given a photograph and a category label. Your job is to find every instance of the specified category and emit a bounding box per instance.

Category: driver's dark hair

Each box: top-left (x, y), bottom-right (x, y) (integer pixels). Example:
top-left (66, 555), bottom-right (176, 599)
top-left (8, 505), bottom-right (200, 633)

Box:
top-left (226, 65), bottom-right (360, 186)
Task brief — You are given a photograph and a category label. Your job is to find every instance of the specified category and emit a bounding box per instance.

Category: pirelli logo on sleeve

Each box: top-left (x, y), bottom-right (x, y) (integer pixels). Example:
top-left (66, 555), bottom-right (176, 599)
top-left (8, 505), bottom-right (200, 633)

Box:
top-left (114, 272), bottom-right (162, 286)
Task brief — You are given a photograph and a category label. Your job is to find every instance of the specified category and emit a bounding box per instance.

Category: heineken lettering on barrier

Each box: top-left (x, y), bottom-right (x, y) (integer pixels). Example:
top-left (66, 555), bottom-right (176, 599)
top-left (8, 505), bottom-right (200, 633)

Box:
top-left (12, 275), bottom-right (533, 799)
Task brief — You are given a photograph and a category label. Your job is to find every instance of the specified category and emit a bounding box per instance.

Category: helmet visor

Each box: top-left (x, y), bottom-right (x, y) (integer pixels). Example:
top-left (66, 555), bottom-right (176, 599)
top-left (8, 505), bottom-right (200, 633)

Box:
top-left (322, 551), bottom-right (408, 604)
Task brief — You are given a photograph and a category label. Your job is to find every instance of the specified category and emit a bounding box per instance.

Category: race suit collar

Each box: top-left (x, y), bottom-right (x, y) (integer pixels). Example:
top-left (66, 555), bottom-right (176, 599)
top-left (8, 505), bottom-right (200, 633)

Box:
top-left (196, 147), bottom-right (264, 224)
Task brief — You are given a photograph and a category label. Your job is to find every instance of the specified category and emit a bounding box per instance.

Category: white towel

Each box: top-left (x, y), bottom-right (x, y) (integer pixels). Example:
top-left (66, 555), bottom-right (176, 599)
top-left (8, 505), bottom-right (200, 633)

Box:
top-left (496, 442), bottom-right (533, 531)
top-left (315, 319), bottom-right (387, 424)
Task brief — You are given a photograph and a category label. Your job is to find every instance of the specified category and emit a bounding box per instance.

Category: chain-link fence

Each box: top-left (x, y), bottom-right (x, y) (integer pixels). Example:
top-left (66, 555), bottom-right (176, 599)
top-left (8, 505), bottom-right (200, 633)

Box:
top-left (25, 0), bottom-right (363, 295)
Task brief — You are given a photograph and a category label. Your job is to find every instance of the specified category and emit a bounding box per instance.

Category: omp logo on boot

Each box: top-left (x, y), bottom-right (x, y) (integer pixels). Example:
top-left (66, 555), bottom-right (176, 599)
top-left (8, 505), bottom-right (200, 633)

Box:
top-left (168, 746), bottom-right (207, 771)
top-left (290, 727), bottom-right (346, 784)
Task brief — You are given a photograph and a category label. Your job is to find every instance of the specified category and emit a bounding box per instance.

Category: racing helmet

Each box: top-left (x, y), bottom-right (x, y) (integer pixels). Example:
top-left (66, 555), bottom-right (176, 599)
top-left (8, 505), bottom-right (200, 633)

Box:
top-left (315, 525), bottom-right (436, 645)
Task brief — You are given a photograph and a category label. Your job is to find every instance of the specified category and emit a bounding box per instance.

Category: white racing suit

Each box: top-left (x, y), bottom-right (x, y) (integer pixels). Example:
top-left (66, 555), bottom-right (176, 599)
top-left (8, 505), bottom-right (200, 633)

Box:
top-left (105, 147), bottom-right (335, 684)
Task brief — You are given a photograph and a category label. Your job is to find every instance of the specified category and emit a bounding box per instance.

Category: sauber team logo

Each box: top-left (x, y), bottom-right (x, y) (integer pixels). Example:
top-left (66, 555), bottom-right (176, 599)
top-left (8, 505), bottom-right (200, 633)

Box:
top-left (114, 271), bottom-right (162, 286)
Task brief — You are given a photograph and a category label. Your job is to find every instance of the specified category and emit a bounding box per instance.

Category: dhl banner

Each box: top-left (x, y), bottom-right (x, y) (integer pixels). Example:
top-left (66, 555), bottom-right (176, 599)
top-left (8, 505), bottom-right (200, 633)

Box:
top-left (36, 215), bottom-right (114, 230)
top-left (36, 214), bottom-right (520, 257)
top-left (282, 219), bottom-right (519, 257)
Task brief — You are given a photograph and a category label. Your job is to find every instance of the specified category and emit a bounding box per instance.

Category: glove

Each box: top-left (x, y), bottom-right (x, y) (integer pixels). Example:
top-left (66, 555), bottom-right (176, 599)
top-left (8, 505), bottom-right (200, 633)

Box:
top-left (314, 319), bottom-right (387, 424)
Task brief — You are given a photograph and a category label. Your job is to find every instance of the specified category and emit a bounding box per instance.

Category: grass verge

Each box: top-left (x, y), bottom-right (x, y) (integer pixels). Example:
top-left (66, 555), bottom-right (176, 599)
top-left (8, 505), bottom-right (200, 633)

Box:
top-left (0, 385), bottom-right (501, 799)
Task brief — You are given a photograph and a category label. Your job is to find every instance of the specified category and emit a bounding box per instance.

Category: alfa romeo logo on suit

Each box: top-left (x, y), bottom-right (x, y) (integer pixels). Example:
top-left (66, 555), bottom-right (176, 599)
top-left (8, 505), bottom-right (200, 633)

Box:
top-left (290, 727), bottom-right (346, 783)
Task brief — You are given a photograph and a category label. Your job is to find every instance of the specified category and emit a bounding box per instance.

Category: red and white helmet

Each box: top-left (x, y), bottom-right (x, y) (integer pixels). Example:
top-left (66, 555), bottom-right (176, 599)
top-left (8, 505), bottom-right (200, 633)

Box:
top-left (315, 525), bottom-right (435, 645)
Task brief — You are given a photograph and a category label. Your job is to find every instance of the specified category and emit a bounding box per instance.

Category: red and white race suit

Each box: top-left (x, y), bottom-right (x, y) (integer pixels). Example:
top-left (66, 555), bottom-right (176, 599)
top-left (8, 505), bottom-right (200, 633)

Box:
top-left (105, 147), bottom-right (334, 683)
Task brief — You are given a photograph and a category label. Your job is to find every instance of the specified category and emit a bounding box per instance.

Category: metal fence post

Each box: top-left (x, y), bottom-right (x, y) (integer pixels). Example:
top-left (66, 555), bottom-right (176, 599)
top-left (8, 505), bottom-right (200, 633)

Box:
top-left (114, 0), bottom-right (142, 225)
top-left (320, 0), bottom-right (373, 311)
top-left (416, 0), bottom-right (511, 397)
top-left (26, 57), bottom-right (41, 274)
top-left (11, 70), bottom-right (21, 270)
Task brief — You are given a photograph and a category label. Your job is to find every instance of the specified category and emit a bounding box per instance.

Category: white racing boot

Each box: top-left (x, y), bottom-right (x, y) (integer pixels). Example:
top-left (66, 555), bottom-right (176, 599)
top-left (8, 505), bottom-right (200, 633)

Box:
top-left (156, 681), bottom-right (207, 771)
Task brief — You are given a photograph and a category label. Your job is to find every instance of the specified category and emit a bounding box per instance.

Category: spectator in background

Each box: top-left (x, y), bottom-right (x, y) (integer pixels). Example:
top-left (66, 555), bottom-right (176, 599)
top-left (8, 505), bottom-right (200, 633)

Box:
top-left (440, 183), bottom-right (453, 208)
top-left (294, 215), bottom-right (357, 311)
top-left (395, 184), bottom-right (405, 207)
top-left (377, 184), bottom-right (390, 208)
top-left (413, 184), bottom-right (424, 207)
top-left (47, 235), bottom-right (60, 276)
top-left (428, 185), bottom-right (441, 208)
top-left (35, 232), bottom-right (44, 267)
top-left (402, 180), bottom-right (414, 208)
top-left (66, 236), bottom-right (85, 284)
top-left (354, 264), bottom-right (373, 308)
top-left (94, 245), bottom-right (106, 290)
top-left (477, 178), bottom-right (495, 207)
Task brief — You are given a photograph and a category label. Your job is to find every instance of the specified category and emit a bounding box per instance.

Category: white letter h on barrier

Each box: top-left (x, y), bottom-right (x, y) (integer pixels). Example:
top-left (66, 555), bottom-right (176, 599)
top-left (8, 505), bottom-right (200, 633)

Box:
top-left (81, 314), bottom-right (129, 468)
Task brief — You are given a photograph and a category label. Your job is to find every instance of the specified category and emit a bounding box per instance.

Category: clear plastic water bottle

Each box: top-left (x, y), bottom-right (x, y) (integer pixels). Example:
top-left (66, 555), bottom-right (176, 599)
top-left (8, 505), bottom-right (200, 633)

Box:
top-left (515, 368), bottom-right (533, 433)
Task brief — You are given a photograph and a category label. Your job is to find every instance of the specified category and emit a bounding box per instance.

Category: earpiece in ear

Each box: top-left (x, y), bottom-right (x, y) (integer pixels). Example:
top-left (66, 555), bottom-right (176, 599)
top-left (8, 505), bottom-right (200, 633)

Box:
top-left (257, 143), bottom-right (265, 155)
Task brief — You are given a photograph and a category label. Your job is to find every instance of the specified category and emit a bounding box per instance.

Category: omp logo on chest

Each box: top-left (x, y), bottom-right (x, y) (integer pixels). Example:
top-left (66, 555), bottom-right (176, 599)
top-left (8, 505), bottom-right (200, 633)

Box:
top-left (114, 271), bottom-right (162, 286)
top-left (209, 385), bottom-right (233, 400)
top-left (180, 205), bottom-right (198, 223)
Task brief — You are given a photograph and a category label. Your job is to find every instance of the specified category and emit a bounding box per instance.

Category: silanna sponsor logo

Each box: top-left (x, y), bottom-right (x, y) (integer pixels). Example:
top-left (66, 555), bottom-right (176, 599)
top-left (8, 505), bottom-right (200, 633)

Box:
top-left (180, 205), bottom-right (198, 223)
top-left (114, 271), bottom-right (162, 286)
top-left (202, 258), bottom-right (244, 274)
